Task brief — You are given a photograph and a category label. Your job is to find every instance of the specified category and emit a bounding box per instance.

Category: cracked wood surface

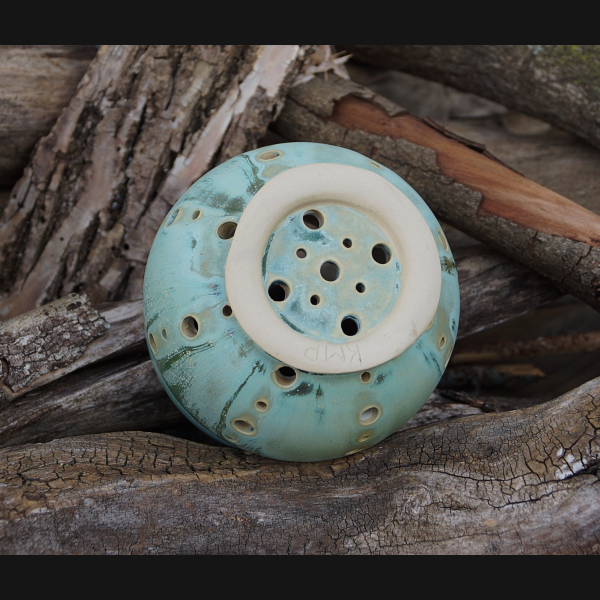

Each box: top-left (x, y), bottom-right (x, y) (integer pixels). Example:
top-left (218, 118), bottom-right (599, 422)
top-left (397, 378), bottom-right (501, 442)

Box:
top-left (273, 75), bottom-right (600, 313)
top-left (0, 245), bottom-right (560, 449)
top-left (0, 45), bottom-right (98, 188)
top-left (340, 45), bottom-right (600, 151)
top-left (0, 377), bottom-right (598, 555)
top-left (0, 45), bottom-right (311, 320)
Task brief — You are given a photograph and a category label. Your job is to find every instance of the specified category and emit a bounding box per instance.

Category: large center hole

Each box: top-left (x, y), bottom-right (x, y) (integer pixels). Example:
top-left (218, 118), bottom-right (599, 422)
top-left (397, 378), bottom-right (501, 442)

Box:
top-left (303, 210), bottom-right (324, 230)
top-left (269, 282), bottom-right (290, 303)
top-left (320, 262), bottom-right (340, 282)
top-left (372, 244), bottom-right (392, 265)
top-left (342, 316), bottom-right (361, 337)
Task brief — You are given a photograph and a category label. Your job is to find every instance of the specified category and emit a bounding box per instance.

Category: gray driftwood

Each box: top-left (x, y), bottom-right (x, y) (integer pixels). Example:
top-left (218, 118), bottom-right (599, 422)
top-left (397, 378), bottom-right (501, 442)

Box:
top-left (1, 376), bottom-right (598, 555)
top-left (0, 45), bottom-right (98, 188)
top-left (0, 45), bottom-right (311, 320)
top-left (0, 243), bottom-right (561, 449)
top-left (340, 45), bottom-right (600, 151)
top-left (273, 75), bottom-right (600, 313)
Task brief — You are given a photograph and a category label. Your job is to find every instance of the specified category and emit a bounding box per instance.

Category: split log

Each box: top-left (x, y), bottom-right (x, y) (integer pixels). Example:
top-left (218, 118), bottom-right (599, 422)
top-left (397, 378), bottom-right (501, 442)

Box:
top-left (0, 45), bottom-right (311, 320)
top-left (273, 75), bottom-right (600, 313)
top-left (0, 45), bottom-right (98, 188)
top-left (0, 244), bottom-right (561, 449)
top-left (1, 376), bottom-right (598, 555)
top-left (340, 45), bottom-right (600, 151)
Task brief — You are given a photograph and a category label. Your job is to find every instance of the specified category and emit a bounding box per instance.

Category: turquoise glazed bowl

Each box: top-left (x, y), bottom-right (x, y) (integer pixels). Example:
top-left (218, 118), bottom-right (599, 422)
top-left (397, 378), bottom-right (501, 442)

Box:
top-left (143, 143), bottom-right (460, 462)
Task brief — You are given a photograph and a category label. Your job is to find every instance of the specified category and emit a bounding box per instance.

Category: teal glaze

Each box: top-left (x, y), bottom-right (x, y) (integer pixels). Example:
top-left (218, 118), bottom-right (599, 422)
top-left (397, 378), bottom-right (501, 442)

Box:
top-left (143, 143), bottom-right (460, 462)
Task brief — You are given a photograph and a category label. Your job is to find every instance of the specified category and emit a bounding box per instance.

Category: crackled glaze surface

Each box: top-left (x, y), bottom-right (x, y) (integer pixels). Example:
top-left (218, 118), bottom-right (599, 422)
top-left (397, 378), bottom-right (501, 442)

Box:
top-left (143, 143), bottom-right (460, 462)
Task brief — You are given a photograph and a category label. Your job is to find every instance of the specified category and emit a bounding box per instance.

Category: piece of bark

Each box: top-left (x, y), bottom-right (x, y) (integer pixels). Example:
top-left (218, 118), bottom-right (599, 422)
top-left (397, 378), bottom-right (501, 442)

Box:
top-left (0, 244), bottom-right (561, 449)
top-left (339, 45), bottom-right (600, 151)
top-left (0, 45), bottom-right (311, 320)
top-left (1, 376), bottom-right (598, 555)
top-left (273, 75), bottom-right (600, 313)
top-left (453, 330), bottom-right (600, 365)
top-left (0, 46), bottom-right (98, 188)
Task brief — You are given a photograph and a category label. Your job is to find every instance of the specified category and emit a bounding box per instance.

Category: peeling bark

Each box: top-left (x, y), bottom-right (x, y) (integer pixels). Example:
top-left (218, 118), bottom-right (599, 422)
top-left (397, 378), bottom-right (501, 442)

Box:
top-left (0, 245), bottom-right (560, 449)
top-left (1, 377), bottom-right (598, 555)
top-left (273, 76), bottom-right (600, 313)
top-left (0, 45), bottom-right (98, 187)
top-left (0, 45), bottom-right (311, 319)
top-left (340, 45), bottom-right (600, 151)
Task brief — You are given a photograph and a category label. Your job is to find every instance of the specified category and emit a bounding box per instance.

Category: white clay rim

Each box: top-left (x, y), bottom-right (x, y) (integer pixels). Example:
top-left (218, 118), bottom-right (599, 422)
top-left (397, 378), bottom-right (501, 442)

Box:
top-left (225, 164), bottom-right (442, 375)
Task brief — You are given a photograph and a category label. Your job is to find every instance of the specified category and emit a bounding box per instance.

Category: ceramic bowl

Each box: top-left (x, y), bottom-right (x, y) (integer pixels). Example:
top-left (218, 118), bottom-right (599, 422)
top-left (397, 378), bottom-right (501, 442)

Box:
top-left (143, 143), bottom-right (460, 462)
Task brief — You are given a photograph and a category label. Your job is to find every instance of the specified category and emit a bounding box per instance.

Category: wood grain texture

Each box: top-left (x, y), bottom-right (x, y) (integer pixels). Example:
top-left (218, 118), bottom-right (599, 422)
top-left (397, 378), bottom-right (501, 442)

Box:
top-left (0, 45), bottom-right (98, 187)
top-left (340, 45), bottom-right (600, 151)
top-left (0, 45), bottom-right (311, 320)
top-left (273, 76), bottom-right (600, 312)
top-left (1, 376), bottom-right (597, 555)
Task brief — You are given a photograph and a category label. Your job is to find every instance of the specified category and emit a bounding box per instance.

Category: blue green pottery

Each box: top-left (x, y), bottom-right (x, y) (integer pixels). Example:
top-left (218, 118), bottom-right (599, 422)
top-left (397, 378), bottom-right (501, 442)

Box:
top-left (143, 143), bottom-right (460, 462)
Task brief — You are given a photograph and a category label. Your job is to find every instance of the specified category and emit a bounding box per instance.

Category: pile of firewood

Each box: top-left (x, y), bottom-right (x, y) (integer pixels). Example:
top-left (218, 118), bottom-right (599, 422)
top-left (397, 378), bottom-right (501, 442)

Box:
top-left (0, 45), bottom-right (598, 555)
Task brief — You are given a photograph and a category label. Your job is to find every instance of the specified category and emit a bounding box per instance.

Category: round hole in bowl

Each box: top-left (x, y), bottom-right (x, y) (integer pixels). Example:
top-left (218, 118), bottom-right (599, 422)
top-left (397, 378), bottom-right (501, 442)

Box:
top-left (222, 305), bottom-right (233, 318)
top-left (372, 244), bottom-right (392, 265)
top-left (269, 282), bottom-right (290, 303)
top-left (275, 366), bottom-right (298, 388)
top-left (217, 222), bottom-right (237, 240)
top-left (148, 334), bottom-right (158, 354)
top-left (296, 249), bottom-right (307, 259)
top-left (181, 316), bottom-right (200, 340)
top-left (361, 372), bottom-right (372, 384)
top-left (360, 406), bottom-right (381, 426)
top-left (232, 419), bottom-right (256, 436)
top-left (161, 328), bottom-right (168, 341)
top-left (303, 210), bottom-right (324, 230)
top-left (342, 316), bottom-right (361, 337)
top-left (255, 400), bottom-right (270, 413)
top-left (191, 210), bottom-right (202, 221)
top-left (258, 150), bottom-right (282, 162)
top-left (320, 262), bottom-right (340, 282)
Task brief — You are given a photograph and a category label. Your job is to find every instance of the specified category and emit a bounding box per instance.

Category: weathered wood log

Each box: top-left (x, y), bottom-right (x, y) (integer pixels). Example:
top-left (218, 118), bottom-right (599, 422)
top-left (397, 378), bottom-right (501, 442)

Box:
top-left (0, 244), bottom-right (561, 449)
top-left (273, 75), bottom-right (600, 313)
top-left (453, 330), bottom-right (600, 365)
top-left (1, 376), bottom-right (597, 555)
top-left (0, 45), bottom-right (312, 320)
top-left (339, 45), bottom-right (600, 151)
top-left (0, 45), bottom-right (98, 188)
